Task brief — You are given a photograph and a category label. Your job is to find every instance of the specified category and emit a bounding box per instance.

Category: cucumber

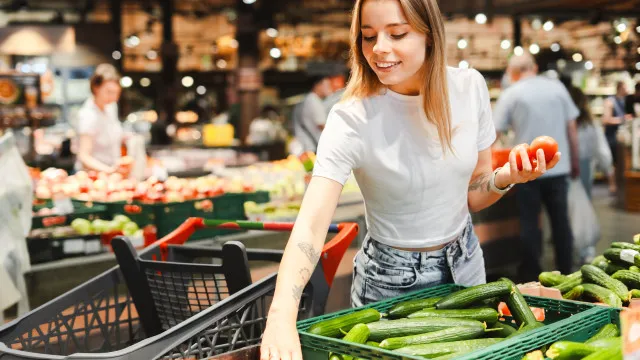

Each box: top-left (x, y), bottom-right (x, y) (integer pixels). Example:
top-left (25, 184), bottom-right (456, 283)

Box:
top-left (539, 272), bottom-right (567, 287)
top-left (394, 338), bottom-right (502, 357)
top-left (379, 324), bottom-right (484, 350)
top-left (501, 278), bottom-right (537, 326)
top-left (307, 308), bottom-right (381, 337)
top-left (366, 317), bottom-right (484, 342)
top-left (553, 275), bottom-right (582, 294)
top-left (387, 297), bottom-right (441, 318)
top-left (329, 354), bottom-right (342, 360)
top-left (472, 296), bottom-right (500, 309)
top-left (604, 248), bottom-right (640, 267)
top-left (522, 350), bottom-right (544, 360)
top-left (488, 322), bottom-right (517, 338)
top-left (545, 341), bottom-right (597, 359)
top-left (586, 324), bottom-right (619, 343)
top-left (581, 265), bottom-right (629, 301)
top-left (592, 256), bottom-right (627, 274)
top-left (588, 337), bottom-right (622, 349)
top-left (435, 281), bottom-right (512, 309)
top-left (611, 242), bottom-right (640, 252)
top-left (581, 283), bottom-right (623, 307)
top-left (635, 233), bottom-right (640, 245)
top-left (341, 324), bottom-right (370, 360)
top-left (612, 270), bottom-right (640, 289)
top-left (630, 266), bottom-right (640, 273)
top-left (365, 341), bottom-right (379, 347)
top-left (581, 344), bottom-right (622, 360)
top-left (506, 321), bottom-right (544, 338)
top-left (562, 285), bottom-right (584, 300)
top-left (407, 307), bottom-right (499, 323)
top-left (632, 289), bottom-right (640, 299)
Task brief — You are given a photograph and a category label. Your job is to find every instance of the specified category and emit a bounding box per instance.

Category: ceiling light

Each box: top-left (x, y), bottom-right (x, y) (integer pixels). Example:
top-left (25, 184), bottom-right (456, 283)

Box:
top-left (181, 76), bottom-right (194, 87)
top-left (543, 20), bottom-right (554, 31)
top-left (514, 46), bottom-right (524, 56)
top-left (457, 38), bottom-right (468, 49)
top-left (584, 61), bottom-right (593, 70)
top-left (270, 48), bottom-right (282, 58)
top-left (458, 60), bottom-right (469, 69)
top-left (196, 85), bottom-right (206, 95)
top-left (636, 62), bottom-right (640, 71)
top-left (529, 44), bottom-right (540, 54)
top-left (216, 59), bottom-right (227, 68)
top-left (616, 23), bottom-right (627, 33)
top-left (550, 43), bottom-right (561, 52)
top-left (475, 13), bottom-right (487, 25)
top-left (140, 78), bottom-right (151, 87)
top-left (120, 76), bottom-right (132, 88)
top-left (500, 39), bottom-right (511, 50)
top-left (572, 53), bottom-right (583, 62)
top-left (266, 28), bottom-right (278, 38)
top-left (614, 36), bottom-right (622, 44)
top-left (531, 18), bottom-right (542, 30)
top-left (112, 50), bottom-right (121, 60)
top-left (146, 50), bottom-right (157, 60)
top-left (242, 0), bottom-right (256, 4)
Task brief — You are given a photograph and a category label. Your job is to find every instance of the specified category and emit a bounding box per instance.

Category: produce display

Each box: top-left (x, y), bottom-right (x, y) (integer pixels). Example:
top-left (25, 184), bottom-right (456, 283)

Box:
top-left (29, 215), bottom-right (147, 240)
top-left (537, 235), bottom-right (640, 308)
top-left (522, 323), bottom-right (621, 360)
top-left (305, 279), bottom-right (546, 359)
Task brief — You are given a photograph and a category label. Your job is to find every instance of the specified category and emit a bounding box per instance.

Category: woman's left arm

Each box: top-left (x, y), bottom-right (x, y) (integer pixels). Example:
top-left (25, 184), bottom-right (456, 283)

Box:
top-left (467, 147), bottom-right (561, 213)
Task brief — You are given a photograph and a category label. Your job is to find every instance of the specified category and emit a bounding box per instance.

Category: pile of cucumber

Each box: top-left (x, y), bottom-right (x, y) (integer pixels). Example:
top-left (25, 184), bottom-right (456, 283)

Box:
top-left (539, 238), bottom-right (640, 307)
top-left (306, 278), bottom-right (543, 360)
top-left (522, 323), bottom-right (621, 360)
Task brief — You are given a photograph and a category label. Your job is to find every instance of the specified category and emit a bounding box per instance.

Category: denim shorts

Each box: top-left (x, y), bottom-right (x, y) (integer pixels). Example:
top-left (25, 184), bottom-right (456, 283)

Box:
top-left (351, 216), bottom-right (486, 307)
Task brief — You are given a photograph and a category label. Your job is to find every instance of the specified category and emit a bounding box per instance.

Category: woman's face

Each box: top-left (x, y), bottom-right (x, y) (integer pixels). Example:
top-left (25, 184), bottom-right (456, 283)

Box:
top-left (94, 80), bottom-right (121, 106)
top-left (360, 0), bottom-right (427, 95)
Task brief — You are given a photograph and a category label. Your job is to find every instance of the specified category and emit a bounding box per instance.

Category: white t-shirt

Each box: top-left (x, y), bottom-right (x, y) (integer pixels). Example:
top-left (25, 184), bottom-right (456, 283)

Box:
top-left (293, 92), bottom-right (327, 152)
top-left (75, 98), bottom-right (123, 170)
top-left (313, 67), bottom-right (496, 248)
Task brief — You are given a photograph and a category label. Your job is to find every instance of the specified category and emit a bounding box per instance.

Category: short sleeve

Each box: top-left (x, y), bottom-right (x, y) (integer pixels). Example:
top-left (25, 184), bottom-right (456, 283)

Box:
top-left (473, 70), bottom-right (496, 151)
top-left (312, 106), bottom-right (364, 185)
top-left (76, 107), bottom-right (99, 136)
top-left (560, 84), bottom-right (580, 123)
top-left (492, 87), bottom-right (513, 133)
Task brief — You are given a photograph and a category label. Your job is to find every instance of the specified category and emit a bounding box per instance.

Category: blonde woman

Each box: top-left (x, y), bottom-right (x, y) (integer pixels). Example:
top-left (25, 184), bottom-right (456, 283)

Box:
top-left (260, 0), bottom-right (561, 359)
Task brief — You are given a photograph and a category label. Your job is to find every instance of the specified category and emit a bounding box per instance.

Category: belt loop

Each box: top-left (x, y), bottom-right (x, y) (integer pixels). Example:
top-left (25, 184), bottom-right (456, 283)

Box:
top-left (458, 226), bottom-right (468, 258)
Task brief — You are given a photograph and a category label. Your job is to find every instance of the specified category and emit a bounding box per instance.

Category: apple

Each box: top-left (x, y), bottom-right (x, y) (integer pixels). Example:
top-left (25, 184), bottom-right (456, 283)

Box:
top-left (91, 219), bottom-right (110, 234)
top-left (71, 218), bottom-right (92, 235)
top-left (113, 214), bottom-right (131, 229)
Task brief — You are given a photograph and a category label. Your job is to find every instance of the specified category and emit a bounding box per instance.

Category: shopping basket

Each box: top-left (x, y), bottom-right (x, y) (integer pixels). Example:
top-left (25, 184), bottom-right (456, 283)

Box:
top-left (0, 218), bottom-right (359, 360)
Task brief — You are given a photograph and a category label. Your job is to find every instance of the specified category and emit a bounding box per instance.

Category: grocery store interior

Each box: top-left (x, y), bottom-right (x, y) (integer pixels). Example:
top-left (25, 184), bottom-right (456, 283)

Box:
top-left (1, 0), bottom-right (640, 359)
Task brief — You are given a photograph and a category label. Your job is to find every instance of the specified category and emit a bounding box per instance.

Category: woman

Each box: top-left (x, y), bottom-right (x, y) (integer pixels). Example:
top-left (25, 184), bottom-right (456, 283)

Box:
top-left (260, 1), bottom-right (560, 359)
top-left (602, 81), bottom-right (629, 193)
top-left (75, 64), bottom-right (129, 174)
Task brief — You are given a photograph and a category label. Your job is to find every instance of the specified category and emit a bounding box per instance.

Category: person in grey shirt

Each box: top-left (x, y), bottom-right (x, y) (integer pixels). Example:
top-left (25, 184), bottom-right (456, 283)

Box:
top-left (494, 54), bottom-right (580, 282)
top-left (292, 75), bottom-right (333, 153)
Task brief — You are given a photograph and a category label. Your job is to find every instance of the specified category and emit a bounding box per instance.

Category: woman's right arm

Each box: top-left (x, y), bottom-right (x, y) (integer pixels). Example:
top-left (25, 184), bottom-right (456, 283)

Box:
top-left (260, 175), bottom-right (344, 360)
top-left (602, 98), bottom-right (622, 125)
top-left (77, 134), bottom-right (116, 173)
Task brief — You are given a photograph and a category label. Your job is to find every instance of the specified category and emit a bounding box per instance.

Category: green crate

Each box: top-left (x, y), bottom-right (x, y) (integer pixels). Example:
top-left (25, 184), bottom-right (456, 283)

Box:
top-left (32, 203), bottom-right (108, 229)
top-left (297, 284), bottom-right (613, 360)
top-left (244, 190), bottom-right (271, 204)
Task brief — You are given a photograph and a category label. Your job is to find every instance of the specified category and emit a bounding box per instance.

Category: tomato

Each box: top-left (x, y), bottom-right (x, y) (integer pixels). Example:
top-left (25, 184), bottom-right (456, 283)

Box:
top-left (511, 143), bottom-right (531, 170)
top-left (529, 136), bottom-right (558, 163)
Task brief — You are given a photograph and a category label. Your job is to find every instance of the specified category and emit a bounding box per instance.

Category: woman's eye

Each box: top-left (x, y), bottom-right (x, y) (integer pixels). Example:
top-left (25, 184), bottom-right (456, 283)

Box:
top-left (362, 35), bottom-right (376, 42)
top-left (391, 33), bottom-right (408, 40)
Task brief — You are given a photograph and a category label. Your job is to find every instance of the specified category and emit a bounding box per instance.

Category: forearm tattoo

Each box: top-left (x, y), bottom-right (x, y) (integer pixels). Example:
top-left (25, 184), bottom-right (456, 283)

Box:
top-left (468, 172), bottom-right (491, 193)
top-left (291, 268), bottom-right (311, 302)
top-left (297, 242), bottom-right (321, 264)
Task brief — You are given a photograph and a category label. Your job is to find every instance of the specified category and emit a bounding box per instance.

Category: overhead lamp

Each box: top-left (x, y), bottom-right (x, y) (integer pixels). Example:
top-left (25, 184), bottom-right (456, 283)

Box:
top-left (550, 43), bottom-right (561, 52)
top-left (614, 36), bottom-right (622, 44)
top-left (181, 76), bottom-right (194, 87)
top-left (457, 38), bottom-right (468, 49)
top-left (140, 78), bottom-right (151, 87)
top-left (514, 46), bottom-right (524, 56)
top-left (529, 44), bottom-right (540, 54)
top-left (196, 85), bottom-right (206, 95)
top-left (531, 18), bottom-right (542, 30)
top-left (616, 23), bottom-right (627, 33)
top-left (146, 50), bottom-right (157, 60)
top-left (270, 48), bottom-right (282, 58)
top-left (266, 28), bottom-right (278, 38)
top-left (584, 61), bottom-right (593, 70)
top-left (458, 60), bottom-right (469, 69)
top-left (112, 50), bottom-right (121, 60)
top-left (543, 20), bottom-right (554, 31)
top-left (120, 76), bottom-right (132, 88)
top-left (475, 13), bottom-right (487, 25)
top-left (242, 0), bottom-right (256, 3)
top-left (500, 39), bottom-right (511, 50)
top-left (572, 53), bottom-right (583, 62)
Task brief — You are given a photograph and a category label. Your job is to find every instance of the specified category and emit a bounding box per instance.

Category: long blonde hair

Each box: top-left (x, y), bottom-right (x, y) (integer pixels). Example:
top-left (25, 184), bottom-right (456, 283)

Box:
top-left (343, 0), bottom-right (453, 153)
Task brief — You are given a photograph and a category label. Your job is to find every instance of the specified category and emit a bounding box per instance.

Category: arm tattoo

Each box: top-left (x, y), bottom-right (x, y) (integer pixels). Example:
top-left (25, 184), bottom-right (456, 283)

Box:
top-left (298, 268), bottom-right (311, 281)
top-left (292, 284), bottom-right (304, 302)
top-left (297, 242), bottom-right (321, 264)
top-left (468, 172), bottom-right (492, 193)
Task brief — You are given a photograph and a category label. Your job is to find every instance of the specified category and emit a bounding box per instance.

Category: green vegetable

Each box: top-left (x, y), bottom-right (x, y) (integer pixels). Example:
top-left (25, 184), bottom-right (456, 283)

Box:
top-left (365, 341), bottom-right (379, 347)
top-left (553, 275), bottom-right (583, 294)
top-left (612, 270), bottom-right (640, 289)
top-left (366, 317), bottom-right (484, 342)
top-left (501, 277), bottom-right (537, 326)
top-left (307, 308), bottom-right (381, 337)
top-left (435, 281), bottom-right (512, 309)
top-left (379, 324), bottom-right (484, 350)
top-left (581, 343), bottom-right (622, 360)
top-left (631, 289), bottom-right (640, 299)
top-left (394, 338), bottom-right (502, 357)
top-left (562, 285), bottom-right (584, 300)
top-left (581, 283), bottom-right (623, 307)
top-left (545, 341), bottom-right (597, 360)
top-left (611, 242), bottom-right (640, 252)
top-left (539, 272), bottom-right (567, 287)
top-left (604, 248), bottom-right (640, 267)
top-left (407, 307), bottom-right (499, 323)
top-left (581, 265), bottom-right (629, 301)
top-left (521, 350), bottom-right (544, 360)
top-left (630, 266), bottom-right (640, 273)
top-left (387, 297), bottom-right (441, 318)
top-left (340, 324), bottom-right (370, 360)
top-left (506, 322), bottom-right (544, 338)
top-left (586, 324), bottom-right (619, 343)
top-left (487, 322), bottom-right (517, 338)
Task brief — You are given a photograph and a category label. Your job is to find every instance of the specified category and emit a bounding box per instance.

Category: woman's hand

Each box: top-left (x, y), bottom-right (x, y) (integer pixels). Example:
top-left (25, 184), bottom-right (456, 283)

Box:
top-left (495, 147), bottom-right (561, 188)
top-left (260, 312), bottom-right (302, 360)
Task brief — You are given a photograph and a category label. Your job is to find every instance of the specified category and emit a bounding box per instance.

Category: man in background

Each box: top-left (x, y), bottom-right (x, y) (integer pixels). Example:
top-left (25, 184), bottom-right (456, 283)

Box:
top-left (292, 75), bottom-right (333, 153)
top-left (493, 54), bottom-right (580, 282)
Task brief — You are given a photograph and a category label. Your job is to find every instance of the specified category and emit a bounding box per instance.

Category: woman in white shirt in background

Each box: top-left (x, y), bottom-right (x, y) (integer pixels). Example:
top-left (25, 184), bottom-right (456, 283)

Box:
top-left (260, 0), bottom-right (562, 359)
top-left (75, 64), bottom-right (129, 174)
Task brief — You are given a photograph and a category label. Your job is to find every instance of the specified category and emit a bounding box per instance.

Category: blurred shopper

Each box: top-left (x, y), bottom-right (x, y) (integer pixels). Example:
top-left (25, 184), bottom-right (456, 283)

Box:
top-left (494, 54), bottom-right (579, 282)
top-left (292, 75), bottom-right (333, 153)
top-left (75, 64), bottom-right (129, 175)
top-left (626, 82), bottom-right (640, 118)
top-left (260, 1), bottom-right (562, 359)
top-left (602, 81), bottom-right (630, 193)
top-left (246, 105), bottom-right (288, 145)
